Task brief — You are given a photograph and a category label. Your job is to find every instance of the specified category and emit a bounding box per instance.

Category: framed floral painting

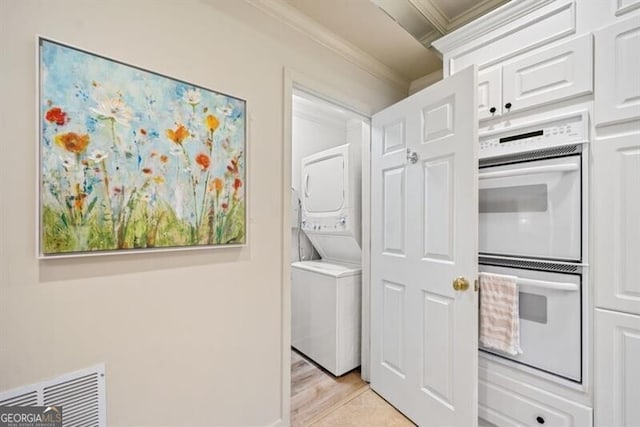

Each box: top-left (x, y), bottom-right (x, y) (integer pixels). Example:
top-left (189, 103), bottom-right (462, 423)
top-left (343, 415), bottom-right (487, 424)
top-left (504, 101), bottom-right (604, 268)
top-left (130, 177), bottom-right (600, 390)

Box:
top-left (38, 37), bottom-right (246, 257)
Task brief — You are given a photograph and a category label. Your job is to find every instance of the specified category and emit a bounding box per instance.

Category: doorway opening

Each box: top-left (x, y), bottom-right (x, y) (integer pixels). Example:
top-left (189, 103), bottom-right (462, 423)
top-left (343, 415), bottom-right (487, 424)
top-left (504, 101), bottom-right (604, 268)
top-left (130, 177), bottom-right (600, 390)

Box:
top-left (288, 86), bottom-right (373, 425)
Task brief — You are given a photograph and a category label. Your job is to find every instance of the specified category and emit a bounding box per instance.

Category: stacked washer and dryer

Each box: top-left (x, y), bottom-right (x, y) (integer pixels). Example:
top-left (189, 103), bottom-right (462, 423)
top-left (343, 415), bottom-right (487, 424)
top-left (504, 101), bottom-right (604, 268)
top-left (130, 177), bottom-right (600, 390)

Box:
top-left (291, 137), bottom-right (363, 376)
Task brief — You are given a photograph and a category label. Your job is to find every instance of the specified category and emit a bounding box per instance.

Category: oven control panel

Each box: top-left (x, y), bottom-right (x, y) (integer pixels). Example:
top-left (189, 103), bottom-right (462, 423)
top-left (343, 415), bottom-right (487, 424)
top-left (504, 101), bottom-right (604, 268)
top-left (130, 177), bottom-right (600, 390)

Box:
top-left (479, 111), bottom-right (588, 159)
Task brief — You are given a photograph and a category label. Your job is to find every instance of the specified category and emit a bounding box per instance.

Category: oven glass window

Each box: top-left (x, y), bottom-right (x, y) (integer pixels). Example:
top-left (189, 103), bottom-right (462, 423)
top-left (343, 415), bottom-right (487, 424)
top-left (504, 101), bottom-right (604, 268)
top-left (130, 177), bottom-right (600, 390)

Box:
top-left (479, 184), bottom-right (548, 213)
top-left (519, 292), bottom-right (547, 324)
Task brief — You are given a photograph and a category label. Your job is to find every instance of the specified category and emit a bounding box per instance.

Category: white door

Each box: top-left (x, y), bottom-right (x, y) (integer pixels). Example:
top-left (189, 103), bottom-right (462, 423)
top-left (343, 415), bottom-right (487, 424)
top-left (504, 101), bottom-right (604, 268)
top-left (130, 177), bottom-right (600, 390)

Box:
top-left (594, 16), bottom-right (640, 127)
top-left (370, 66), bottom-right (478, 426)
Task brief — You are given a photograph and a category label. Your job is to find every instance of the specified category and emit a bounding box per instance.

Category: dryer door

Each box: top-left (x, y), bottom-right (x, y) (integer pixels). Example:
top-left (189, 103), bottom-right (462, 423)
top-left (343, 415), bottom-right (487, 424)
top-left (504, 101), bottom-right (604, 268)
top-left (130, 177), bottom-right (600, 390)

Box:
top-left (301, 144), bottom-right (348, 215)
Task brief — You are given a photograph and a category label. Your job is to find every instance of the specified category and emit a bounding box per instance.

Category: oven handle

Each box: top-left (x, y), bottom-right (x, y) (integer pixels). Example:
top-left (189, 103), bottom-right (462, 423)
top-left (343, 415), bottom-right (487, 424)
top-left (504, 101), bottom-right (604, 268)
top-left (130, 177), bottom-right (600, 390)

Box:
top-left (479, 272), bottom-right (579, 292)
top-left (478, 163), bottom-right (579, 180)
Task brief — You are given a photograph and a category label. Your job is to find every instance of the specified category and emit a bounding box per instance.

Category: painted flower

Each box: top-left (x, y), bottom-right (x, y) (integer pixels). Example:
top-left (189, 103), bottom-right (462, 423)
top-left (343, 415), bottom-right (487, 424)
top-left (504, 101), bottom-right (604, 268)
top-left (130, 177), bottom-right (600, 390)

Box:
top-left (166, 124), bottom-right (190, 145)
top-left (195, 153), bottom-right (211, 171)
top-left (217, 104), bottom-right (233, 117)
top-left (221, 202), bottom-right (229, 210)
top-left (91, 96), bottom-right (134, 126)
top-left (60, 156), bottom-right (75, 170)
top-left (209, 177), bottom-right (224, 195)
top-left (88, 150), bottom-right (108, 163)
top-left (55, 132), bottom-right (90, 154)
top-left (233, 178), bottom-right (242, 191)
top-left (184, 88), bottom-right (201, 106)
top-left (45, 107), bottom-right (68, 126)
top-left (160, 154), bottom-right (169, 163)
top-left (142, 167), bottom-right (153, 175)
top-left (205, 114), bottom-right (220, 132)
top-left (153, 176), bottom-right (165, 184)
top-left (227, 156), bottom-right (240, 175)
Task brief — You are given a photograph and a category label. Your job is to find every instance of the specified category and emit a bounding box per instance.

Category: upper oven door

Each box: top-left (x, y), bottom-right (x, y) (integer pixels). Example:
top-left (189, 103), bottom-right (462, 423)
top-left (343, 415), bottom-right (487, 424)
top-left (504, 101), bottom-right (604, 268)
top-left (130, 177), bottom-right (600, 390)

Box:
top-left (479, 154), bottom-right (581, 262)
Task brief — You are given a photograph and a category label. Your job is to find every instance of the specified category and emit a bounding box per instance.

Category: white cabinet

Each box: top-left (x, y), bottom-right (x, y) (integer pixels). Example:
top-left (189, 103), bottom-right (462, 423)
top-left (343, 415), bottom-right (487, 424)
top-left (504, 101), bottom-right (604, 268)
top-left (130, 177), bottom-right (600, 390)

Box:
top-left (595, 15), bottom-right (640, 127)
top-left (478, 364), bottom-right (592, 427)
top-left (479, 34), bottom-right (593, 121)
top-left (595, 309), bottom-right (640, 427)
top-left (478, 67), bottom-right (502, 121)
top-left (592, 134), bottom-right (640, 316)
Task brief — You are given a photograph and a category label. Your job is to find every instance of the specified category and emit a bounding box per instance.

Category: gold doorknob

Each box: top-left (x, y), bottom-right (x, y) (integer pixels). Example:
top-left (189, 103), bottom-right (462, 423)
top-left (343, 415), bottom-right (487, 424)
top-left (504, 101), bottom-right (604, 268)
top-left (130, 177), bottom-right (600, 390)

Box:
top-left (452, 277), bottom-right (470, 291)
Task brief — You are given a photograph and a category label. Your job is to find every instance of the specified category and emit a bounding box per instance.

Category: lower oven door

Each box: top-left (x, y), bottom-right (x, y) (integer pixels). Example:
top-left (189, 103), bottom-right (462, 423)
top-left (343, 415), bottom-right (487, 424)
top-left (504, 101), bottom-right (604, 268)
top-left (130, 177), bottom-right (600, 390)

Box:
top-left (478, 263), bottom-right (582, 382)
top-left (479, 154), bottom-right (581, 262)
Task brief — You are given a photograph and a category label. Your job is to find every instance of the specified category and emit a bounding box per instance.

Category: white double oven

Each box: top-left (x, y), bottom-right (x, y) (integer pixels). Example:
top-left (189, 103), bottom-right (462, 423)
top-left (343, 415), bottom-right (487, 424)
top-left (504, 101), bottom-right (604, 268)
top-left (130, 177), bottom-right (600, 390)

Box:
top-left (478, 111), bottom-right (589, 384)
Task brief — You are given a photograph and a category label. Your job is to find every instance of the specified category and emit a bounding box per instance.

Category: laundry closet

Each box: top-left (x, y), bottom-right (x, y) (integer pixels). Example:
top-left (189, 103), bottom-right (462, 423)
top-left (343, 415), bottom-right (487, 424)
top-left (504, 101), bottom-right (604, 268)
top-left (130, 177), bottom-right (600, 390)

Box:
top-left (290, 90), bottom-right (369, 376)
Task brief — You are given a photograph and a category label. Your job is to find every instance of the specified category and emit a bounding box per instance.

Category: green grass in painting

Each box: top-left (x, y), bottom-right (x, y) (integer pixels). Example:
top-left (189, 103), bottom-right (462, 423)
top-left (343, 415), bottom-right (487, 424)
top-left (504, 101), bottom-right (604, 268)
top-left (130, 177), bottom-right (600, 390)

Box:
top-left (43, 200), bottom-right (245, 254)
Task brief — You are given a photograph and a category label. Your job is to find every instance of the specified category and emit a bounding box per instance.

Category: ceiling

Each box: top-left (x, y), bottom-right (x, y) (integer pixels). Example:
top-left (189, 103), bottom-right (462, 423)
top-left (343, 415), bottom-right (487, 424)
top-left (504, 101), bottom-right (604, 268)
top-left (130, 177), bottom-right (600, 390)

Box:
top-left (281, 0), bottom-right (509, 83)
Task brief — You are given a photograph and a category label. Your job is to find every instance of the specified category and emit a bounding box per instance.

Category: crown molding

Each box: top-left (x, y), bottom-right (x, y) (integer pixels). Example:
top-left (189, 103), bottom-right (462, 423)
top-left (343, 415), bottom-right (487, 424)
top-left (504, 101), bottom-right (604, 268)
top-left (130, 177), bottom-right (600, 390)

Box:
top-left (408, 0), bottom-right (448, 34)
top-left (431, 0), bottom-right (557, 54)
top-left (447, 0), bottom-right (510, 31)
top-left (246, 0), bottom-right (410, 91)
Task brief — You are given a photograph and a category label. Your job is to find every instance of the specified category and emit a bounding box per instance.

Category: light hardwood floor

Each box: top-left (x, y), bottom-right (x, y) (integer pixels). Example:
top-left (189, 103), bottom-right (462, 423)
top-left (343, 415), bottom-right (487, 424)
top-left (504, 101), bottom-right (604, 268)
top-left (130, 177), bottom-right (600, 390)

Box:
top-left (291, 349), bottom-right (415, 426)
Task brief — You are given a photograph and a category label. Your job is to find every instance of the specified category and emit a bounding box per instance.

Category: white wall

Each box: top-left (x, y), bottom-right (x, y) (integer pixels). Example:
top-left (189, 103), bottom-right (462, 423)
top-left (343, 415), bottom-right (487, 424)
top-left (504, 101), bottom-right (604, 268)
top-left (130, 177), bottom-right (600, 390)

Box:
top-left (0, 0), bottom-right (404, 425)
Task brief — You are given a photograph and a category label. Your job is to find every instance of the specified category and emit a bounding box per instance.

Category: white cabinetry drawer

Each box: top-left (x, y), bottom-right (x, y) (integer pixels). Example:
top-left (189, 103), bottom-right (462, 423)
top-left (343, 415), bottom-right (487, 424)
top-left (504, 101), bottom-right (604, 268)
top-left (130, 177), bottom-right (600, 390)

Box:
top-left (479, 366), bottom-right (592, 427)
top-left (502, 34), bottom-right (593, 115)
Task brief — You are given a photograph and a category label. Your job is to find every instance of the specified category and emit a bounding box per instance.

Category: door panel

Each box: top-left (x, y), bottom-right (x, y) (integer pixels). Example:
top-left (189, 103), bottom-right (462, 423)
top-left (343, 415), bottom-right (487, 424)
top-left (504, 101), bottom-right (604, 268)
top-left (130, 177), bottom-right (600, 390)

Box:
top-left (423, 156), bottom-right (454, 261)
top-left (422, 95), bottom-right (455, 142)
top-left (478, 67), bottom-right (502, 121)
top-left (384, 120), bottom-right (406, 154)
top-left (382, 281), bottom-right (406, 376)
top-left (502, 34), bottom-right (593, 114)
top-left (593, 135), bottom-right (640, 315)
top-left (383, 167), bottom-right (406, 255)
top-left (371, 66), bottom-right (478, 426)
top-left (595, 309), bottom-right (640, 427)
top-left (595, 16), bottom-right (640, 126)
top-left (422, 291), bottom-right (454, 407)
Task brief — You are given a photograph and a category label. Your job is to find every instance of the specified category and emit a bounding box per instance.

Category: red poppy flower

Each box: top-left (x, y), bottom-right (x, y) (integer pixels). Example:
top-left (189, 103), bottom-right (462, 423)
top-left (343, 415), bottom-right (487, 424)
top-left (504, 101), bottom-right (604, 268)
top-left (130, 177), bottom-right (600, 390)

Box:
top-left (195, 153), bottom-right (211, 170)
top-left (233, 178), bottom-right (242, 191)
top-left (45, 107), bottom-right (68, 126)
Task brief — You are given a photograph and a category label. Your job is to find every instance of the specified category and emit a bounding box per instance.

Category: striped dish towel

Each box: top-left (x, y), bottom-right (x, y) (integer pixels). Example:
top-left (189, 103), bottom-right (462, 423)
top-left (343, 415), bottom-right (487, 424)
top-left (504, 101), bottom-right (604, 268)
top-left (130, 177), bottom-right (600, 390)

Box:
top-left (479, 272), bottom-right (522, 356)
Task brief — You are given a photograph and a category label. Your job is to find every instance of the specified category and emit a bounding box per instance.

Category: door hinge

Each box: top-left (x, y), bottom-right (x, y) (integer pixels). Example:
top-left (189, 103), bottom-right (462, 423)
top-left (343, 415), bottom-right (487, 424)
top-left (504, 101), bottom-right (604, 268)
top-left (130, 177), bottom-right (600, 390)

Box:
top-left (474, 279), bottom-right (479, 292)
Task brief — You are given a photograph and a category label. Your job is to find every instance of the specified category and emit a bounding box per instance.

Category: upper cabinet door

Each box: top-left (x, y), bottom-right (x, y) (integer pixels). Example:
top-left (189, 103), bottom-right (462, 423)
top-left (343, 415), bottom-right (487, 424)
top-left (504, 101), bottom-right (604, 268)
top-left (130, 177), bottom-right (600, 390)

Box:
top-left (478, 67), bottom-right (502, 121)
top-left (502, 34), bottom-right (593, 115)
top-left (595, 15), bottom-right (640, 127)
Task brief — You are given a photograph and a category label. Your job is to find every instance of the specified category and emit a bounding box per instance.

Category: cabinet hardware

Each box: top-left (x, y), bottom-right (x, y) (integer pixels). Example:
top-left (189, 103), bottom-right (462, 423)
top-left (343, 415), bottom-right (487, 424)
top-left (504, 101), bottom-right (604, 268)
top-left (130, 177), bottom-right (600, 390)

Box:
top-left (406, 148), bottom-right (418, 164)
top-left (505, 102), bottom-right (512, 110)
top-left (489, 107), bottom-right (496, 114)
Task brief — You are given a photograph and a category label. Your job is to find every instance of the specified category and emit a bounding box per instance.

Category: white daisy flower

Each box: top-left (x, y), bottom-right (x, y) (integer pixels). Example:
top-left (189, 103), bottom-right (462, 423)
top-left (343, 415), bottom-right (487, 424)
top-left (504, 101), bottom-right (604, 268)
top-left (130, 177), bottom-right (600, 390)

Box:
top-left (184, 88), bottom-right (201, 106)
top-left (91, 96), bottom-right (134, 126)
top-left (88, 150), bottom-right (108, 163)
